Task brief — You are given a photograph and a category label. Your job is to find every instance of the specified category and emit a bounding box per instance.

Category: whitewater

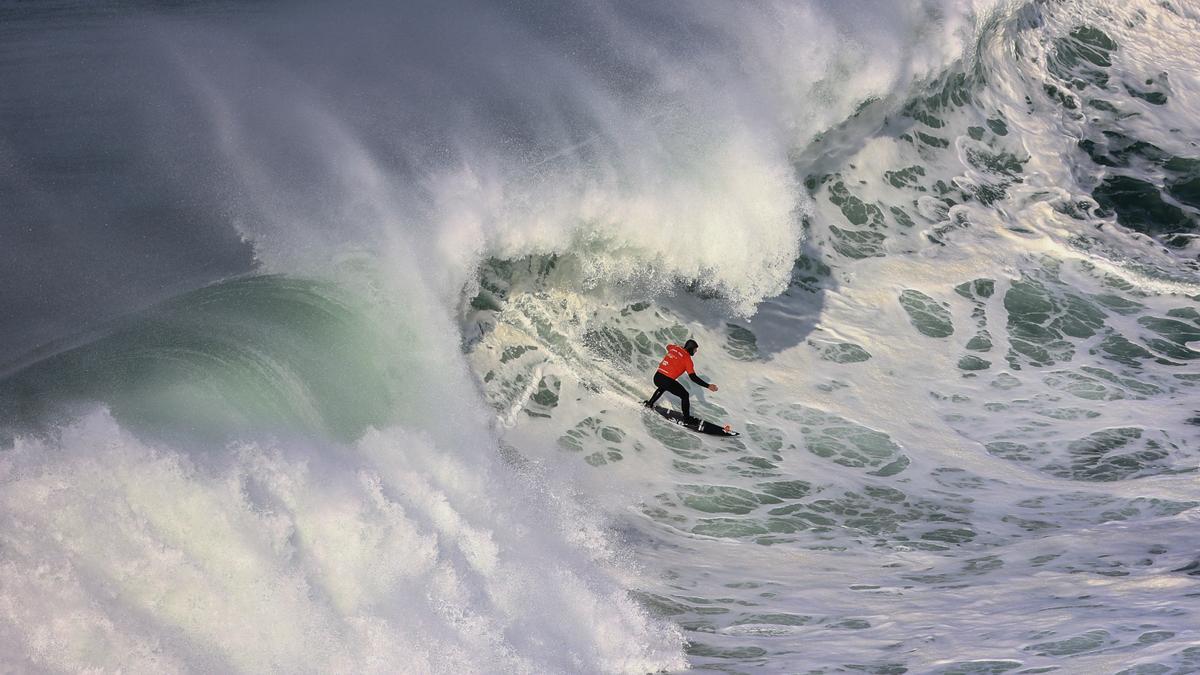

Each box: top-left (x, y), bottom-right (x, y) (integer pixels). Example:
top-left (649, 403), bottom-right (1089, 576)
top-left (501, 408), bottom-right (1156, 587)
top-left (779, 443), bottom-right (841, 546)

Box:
top-left (1, 0), bottom-right (1198, 672)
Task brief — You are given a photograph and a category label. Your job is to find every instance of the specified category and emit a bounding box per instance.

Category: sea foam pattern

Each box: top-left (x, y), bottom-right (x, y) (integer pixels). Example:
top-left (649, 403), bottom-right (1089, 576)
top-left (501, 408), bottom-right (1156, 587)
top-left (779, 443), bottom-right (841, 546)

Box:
top-left (2, 0), bottom-right (1199, 672)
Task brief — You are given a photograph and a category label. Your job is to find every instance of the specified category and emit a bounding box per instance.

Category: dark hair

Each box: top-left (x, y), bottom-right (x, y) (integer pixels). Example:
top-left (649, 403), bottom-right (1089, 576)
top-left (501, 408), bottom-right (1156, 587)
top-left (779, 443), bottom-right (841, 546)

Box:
top-left (683, 339), bottom-right (699, 355)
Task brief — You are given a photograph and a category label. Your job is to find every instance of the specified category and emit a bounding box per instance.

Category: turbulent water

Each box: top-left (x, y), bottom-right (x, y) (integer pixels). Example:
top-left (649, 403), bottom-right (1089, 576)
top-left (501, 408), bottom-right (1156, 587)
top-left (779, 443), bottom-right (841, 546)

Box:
top-left (3, 0), bottom-right (1200, 672)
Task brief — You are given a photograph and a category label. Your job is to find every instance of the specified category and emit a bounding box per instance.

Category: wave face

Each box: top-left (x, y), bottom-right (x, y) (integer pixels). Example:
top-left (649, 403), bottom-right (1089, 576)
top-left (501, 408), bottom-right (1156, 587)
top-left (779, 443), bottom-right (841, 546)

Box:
top-left (3, 0), bottom-right (1200, 672)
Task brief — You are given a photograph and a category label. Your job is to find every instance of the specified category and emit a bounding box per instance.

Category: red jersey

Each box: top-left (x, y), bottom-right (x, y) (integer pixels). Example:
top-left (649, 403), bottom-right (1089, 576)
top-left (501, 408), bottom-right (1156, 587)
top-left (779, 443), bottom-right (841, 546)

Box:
top-left (656, 344), bottom-right (695, 379)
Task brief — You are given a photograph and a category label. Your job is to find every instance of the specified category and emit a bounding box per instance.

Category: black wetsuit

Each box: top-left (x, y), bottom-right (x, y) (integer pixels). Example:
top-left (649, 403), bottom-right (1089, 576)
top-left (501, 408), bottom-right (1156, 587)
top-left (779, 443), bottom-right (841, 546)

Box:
top-left (646, 370), bottom-right (710, 420)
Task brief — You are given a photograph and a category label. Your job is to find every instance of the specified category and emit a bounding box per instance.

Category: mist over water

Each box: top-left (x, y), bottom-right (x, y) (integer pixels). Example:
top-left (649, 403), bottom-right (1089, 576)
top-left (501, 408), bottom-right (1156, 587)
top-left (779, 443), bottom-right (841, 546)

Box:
top-left (1, 0), bottom-right (995, 348)
top-left (3, 0), bottom-right (1200, 672)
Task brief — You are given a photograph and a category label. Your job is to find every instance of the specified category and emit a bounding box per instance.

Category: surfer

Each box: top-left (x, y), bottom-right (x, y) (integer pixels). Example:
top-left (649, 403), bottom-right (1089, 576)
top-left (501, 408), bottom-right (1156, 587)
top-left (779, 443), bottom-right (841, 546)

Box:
top-left (643, 339), bottom-right (717, 424)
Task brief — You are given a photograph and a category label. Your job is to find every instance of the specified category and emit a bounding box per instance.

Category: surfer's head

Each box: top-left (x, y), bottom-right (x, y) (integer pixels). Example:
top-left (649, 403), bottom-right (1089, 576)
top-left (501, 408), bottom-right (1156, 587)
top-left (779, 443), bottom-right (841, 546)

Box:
top-left (683, 339), bottom-right (699, 355)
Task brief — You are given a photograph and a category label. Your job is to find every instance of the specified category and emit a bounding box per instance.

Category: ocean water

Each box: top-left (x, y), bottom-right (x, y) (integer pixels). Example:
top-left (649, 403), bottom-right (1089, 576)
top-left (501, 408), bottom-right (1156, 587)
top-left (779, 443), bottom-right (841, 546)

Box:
top-left (2, 0), bottom-right (1199, 672)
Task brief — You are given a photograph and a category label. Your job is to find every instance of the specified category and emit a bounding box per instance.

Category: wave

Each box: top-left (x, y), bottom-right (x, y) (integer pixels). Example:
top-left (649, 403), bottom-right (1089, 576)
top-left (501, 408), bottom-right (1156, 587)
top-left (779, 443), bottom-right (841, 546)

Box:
top-left (4, 0), bottom-right (1200, 672)
top-left (0, 270), bottom-right (688, 671)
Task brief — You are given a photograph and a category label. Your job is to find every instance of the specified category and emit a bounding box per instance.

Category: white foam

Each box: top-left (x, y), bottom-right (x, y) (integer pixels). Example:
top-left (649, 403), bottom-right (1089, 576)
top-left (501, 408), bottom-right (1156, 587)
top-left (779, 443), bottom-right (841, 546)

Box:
top-left (0, 411), bottom-right (684, 673)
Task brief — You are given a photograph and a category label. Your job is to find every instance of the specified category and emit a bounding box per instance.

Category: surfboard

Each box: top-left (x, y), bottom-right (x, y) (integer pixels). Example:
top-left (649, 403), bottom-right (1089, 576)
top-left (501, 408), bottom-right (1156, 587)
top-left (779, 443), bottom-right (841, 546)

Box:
top-left (650, 405), bottom-right (740, 437)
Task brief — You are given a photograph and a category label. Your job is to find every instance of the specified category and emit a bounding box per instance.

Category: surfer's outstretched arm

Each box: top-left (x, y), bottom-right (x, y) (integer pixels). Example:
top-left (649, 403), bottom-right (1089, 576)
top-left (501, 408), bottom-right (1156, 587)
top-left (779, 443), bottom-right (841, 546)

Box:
top-left (688, 372), bottom-right (717, 391)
